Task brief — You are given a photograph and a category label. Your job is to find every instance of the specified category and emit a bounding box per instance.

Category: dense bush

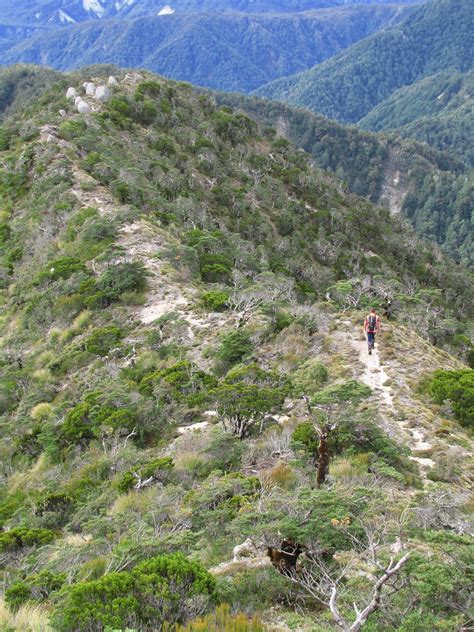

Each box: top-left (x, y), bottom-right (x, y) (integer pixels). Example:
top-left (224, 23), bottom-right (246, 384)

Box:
top-left (291, 421), bottom-right (319, 454)
top-left (117, 457), bottom-right (174, 493)
top-left (186, 472), bottom-right (260, 529)
top-left (429, 369), bottom-right (473, 428)
top-left (0, 527), bottom-right (55, 553)
top-left (215, 330), bottom-right (253, 370)
top-left (35, 492), bottom-right (75, 521)
top-left (60, 396), bottom-right (138, 450)
top-left (84, 325), bottom-right (124, 356)
top-left (201, 290), bottom-right (229, 312)
top-left (50, 553), bottom-right (216, 631)
top-left (211, 382), bottom-right (284, 438)
top-left (35, 257), bottom-right (87, 284)
top-left (200, 253), bottom-right (233, 283)
top-left (139, 361), bottom-right (217, 405)
top-left (86, 261), bottom-right (148, 307)
top-left (311, 380), bottom-right (372, 405)
top-left (290, 359), bottom-right (328, 397)
top-left (5, 570), bottom-right (65, 610)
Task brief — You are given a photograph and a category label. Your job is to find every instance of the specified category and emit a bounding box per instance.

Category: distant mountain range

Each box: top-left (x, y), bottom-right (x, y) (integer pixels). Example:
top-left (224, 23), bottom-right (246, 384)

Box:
top-left (255, 0), bottom-right (474, 122)
top-left (0, 0), bottom-right (424, 27)
top-left (0, 5), bottom-right (414, 93)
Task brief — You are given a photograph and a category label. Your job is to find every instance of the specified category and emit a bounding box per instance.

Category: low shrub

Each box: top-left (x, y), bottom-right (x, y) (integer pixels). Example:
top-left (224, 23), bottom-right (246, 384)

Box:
top-left (117, 457), bottom-right (174, 493)
top-left (84, 326), bottom-right (124, 356)
top-left (215, 330), bottom-right (252, 370)
top-left (201, 290), bottom-right (229, 312)
top-left (5, 571), bottom-right (65, 610)
top-left (35, 257), bottom-right (87, 284)
top-left (0, 527), bottom-right (55, 553)
top-left (50, 553), bottom-right (216, 631)
top-left (311, 380), bottom-right (371, 405)
top-left (429, 369), bottom-right (473, 429)
top-left (139, 361), bottom-right (217, 405)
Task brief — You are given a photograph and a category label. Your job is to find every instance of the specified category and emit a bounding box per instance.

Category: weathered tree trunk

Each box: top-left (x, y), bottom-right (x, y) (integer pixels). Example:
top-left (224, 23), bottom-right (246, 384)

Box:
top-left (316, 428), bottom-right (330, 487)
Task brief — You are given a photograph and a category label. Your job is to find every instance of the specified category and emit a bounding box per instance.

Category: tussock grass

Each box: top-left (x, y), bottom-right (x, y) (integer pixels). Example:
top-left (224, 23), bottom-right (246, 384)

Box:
top-left (331, 457), bottom-right (367, 481)
top-left (8, 454), bottom-right (49, 493)
top-left (0, 598), bottom-right (52, 631)
top-left (109, 486), bottom-right (156, 515)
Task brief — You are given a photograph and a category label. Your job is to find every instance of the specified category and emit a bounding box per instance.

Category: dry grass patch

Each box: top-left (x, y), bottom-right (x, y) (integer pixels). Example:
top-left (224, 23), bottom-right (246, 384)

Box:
top-left (0, 598), bottom-right (52, 632)
top-left (8, 454), bottom-right (50, 493)
top-left (109, 485), bottom-right (156, 515)
top-left (331, 457), bottom-right (367, 482)
top-left (260, 462), bottom-right (296, 491)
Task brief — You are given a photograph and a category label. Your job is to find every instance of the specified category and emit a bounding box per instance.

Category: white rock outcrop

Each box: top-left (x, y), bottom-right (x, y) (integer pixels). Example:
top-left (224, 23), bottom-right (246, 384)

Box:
top-left (76, 100), bottom-right (92, 114)
top-left (95, 86), bottom-right (110, 102)
top-left (232, 538), bottom-right (254, 561)
top-left (108, 76), bottom-right (118, 86)
top-left (85, 82), bottom-right (96, 97)
top-left (66, 87), bottom-right (77, 99)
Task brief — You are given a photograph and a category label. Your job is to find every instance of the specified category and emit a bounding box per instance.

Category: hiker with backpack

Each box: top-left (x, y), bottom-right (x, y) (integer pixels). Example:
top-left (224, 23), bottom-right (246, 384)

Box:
top-left (364, 308), bottom-right (381, 355)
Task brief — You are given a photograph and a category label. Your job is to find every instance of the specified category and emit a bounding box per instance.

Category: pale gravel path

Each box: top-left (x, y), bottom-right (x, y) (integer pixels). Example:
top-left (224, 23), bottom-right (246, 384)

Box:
top-left (348, 326), bottom-right (435, 472)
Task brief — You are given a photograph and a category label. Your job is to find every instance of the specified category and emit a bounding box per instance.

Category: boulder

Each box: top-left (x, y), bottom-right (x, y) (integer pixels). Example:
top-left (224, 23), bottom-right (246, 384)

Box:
top-left (74, 96), bottom-right (83, 106)
top-left (85, 82), bottom-right (96, 97)
top-left (77, 100), bottom-right (92, 114)
top-left (95, 86), bottom-right (110, 102)
top-left (66, 87), bottom-right (77, 99)
top-left (108, 76), bottom-right (118, 86)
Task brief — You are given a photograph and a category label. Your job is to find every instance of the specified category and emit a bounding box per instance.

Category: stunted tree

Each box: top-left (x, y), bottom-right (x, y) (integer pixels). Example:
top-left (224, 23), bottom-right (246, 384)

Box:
top-left (212, 382), bottom-right (284, 439)
top-left (303, 381), bottom-right (372, 486)
top-left (212, 364), bottom-right (286, 439)
top-left (229, 271), bottom-right (295, 327)
top-left (288, 544), bottom-right (410, 632)
top-left (303, 396), bottom-right (342, 487)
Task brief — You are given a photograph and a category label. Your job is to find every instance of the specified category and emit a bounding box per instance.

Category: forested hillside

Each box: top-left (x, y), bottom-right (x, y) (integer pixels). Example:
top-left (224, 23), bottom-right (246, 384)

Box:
top-left (256, 0), bottom-right (474, 123)
top-left (359, 70), bottom-right (474, 166)
top-left (0, 66), bottom-right (472, 631)
top-left (214, 91), bottom-right (473, 265)
top-left (0, 5), bottom-right (412, 93)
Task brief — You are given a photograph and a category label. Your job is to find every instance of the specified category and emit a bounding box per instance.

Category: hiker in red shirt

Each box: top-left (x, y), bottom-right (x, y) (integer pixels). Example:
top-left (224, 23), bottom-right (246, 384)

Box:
top-left (364, 308), bottom-right (381, 355)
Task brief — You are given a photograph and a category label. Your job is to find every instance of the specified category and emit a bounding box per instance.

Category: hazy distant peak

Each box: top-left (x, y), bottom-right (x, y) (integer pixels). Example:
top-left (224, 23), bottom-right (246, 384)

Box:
top-left (158, 5), bottom-right (175, 14)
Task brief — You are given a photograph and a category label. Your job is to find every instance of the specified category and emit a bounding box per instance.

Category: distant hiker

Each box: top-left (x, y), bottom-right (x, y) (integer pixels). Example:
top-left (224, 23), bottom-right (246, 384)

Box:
top-left (364, 308), bottom-right (381, 355)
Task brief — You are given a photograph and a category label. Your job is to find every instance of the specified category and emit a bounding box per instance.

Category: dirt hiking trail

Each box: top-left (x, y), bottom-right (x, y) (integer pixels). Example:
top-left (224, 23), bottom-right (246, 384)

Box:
top-left (333, 319), bottom-right (473, 485)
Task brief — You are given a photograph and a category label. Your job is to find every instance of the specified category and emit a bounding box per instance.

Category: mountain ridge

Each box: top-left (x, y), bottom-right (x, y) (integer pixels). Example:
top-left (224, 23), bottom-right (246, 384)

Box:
top-left (359, 69), bottom-right (474, 166)
top-left (255, 0), bottom-right (474, 123)
top-left (0, 65), bottom-right (472, 632)
top-left (0, 0), bottom-right (424, 27)
top-left (0, 5), bottom-right (414, 93)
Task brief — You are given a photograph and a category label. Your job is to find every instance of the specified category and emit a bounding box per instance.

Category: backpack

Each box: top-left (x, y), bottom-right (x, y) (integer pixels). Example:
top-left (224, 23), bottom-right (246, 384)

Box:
top-left (367, 315), bottom-right (377, 332)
